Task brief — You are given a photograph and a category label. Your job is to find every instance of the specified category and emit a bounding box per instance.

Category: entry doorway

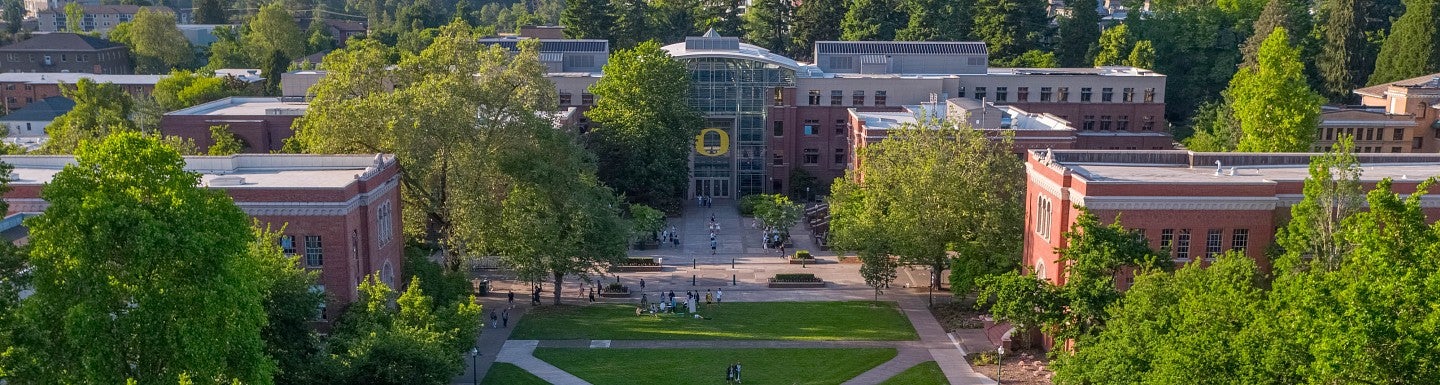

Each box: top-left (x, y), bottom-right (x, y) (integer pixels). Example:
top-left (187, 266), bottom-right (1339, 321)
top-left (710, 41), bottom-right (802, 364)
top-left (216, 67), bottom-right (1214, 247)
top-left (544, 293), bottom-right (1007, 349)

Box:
top-left (695, 178), bottom-right (731, 199)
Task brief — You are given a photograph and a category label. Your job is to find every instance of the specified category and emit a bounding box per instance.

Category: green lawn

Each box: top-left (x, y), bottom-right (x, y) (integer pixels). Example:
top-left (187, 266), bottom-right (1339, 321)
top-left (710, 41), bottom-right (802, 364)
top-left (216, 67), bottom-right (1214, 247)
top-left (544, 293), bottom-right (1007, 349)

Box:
top-left (479, 363), bottom-right (548, 385)
top-left (534, 347), bottom-right (897, 385)
top-left (880, 361), bottom-right (950, 385)
top-left (511, 301), bottom-right (918, 340)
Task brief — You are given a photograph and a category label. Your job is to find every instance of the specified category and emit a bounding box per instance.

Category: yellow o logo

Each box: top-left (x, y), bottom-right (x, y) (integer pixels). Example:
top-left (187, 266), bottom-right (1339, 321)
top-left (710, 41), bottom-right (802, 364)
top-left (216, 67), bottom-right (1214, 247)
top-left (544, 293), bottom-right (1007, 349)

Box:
top-left (695, 128), bottom-right (729, 157)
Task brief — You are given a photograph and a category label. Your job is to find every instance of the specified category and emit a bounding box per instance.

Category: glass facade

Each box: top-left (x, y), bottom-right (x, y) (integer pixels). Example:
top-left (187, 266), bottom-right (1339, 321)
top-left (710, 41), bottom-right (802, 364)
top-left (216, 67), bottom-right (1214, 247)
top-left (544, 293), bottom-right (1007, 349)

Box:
top-left (682, 57), bottom-right (796, 197)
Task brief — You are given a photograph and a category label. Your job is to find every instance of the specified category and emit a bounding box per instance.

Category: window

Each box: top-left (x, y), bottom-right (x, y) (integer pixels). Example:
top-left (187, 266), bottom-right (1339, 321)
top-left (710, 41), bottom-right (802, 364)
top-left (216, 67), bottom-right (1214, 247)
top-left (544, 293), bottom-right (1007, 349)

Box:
top-left (304, 236), bottom-right (323, 267)
top-left (1122, 87), bottom-right (1134, 102)
top-left (1144, 88), bottom-right (1155, 103)
top-left (771, 178), bottom-right (783, 192)
top-left (1034, 195), bottom-right (1053, 240)
top-left (774, 88), bottom-right (785, 105)
top-left (803, 148), bottom-right (819, 164)
top-left (280, 235), bottom-right (296, 256)
top-left (875, 91), bottom-right (887, 106)
top-left (803, 119), bottom-right (818, 135)
top-left (1394, 128), bottom-right (1404, 141)
top-left (1417, 137), bottom-right (1426, 149)
top-left (835, 119), bottom-right (846, 135)
top-left (558, 92), bottom-right (572, 105)
top-left (773, 121), bottom-right (783, 136)
top-left (996, 87), bottom-right (1008, 101)
top-left (1142, 116), bottom-right (1155, 131)
top-left (1392, 146), bottom-right (1402, 153)
top-left (1117, 115), bottom-right (1130, 131)
top-left (1040, 87), bottom-right (1052, 102)
top-left (5, 54), bottom-right (14, 62)
top-left (1206, 229), bottom-right (1222, 257)
top-left (808, 90), bottom-right (821, 105)
top-left (1099, 115), bottom-right (1112, 130)
top-left (1231, 229), bottom-right (1248, 252)
top-left (975, 87), bottom-right (987, 100)
top-left (1035, 260), bottom-right (1046, 280)
top-left (1365, 127), bottom-right (1374, 141)
top-left (853, 90), bottom-right (865, 105)
top-left (377, 201), bottom-right (394, 245)
top-left (1080, 87), bottom-right (1092, 102)
top-left (830, 56), bottom-right (853, 69)
top-left (580, 93), bottom-right (594, 105)
top-left (311, 285), bottom-right (327, 319)
top-left (1101, 87), bottom-right (1114, 102)
top-left (772, 153), bottom-right (784, 165)
top-left (1058, 87), bottom-right (1070, 102)
top-left (831, 90), bottom-right (843, 106)
top-left (1176, 230), bottom-right (1192, 259)
top-left (1082, 115), bottom-right (1096, 131)
top-left (957, 87), bottom-right (966, 98)
top-left (1017, 87), bottom-right (1029, 101)
top-left (834, 148), bottom-right (846, 164)
top-left (1160, 229), bottom-right (1174, 257)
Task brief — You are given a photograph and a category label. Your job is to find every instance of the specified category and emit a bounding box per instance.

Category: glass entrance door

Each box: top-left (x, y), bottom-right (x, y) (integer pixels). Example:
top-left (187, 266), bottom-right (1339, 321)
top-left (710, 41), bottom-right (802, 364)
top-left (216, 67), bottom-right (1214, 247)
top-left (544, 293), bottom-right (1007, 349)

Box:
top-left (694, 178), bottom-right (731, 199)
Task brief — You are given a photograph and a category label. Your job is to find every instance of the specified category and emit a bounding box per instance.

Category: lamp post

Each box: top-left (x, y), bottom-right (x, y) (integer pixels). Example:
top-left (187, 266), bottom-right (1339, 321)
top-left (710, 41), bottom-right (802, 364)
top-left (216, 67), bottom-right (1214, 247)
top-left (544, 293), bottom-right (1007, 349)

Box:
top-left (805, 187), bottom-right (810, 202)
top-left (996, 346), bottom-right (1005, 385)
top-left (470, 347), bottom-right (480, 385)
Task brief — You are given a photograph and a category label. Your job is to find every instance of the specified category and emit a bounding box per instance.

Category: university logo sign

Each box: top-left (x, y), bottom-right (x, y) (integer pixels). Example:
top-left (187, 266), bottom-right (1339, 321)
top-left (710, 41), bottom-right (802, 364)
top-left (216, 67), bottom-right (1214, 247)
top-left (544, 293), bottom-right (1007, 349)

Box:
top-left (695, 128), bottom-right (729, 157)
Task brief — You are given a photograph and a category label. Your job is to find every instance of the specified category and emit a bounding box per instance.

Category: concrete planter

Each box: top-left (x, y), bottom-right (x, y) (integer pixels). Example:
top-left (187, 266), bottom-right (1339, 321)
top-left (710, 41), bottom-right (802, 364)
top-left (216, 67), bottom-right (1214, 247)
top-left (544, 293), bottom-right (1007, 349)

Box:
top-left (788, 257), bottom-right (818, 265)
top-left (767, 280), bottom-right (826, 288)
top-left (611, 265), bottom-right (664, 272)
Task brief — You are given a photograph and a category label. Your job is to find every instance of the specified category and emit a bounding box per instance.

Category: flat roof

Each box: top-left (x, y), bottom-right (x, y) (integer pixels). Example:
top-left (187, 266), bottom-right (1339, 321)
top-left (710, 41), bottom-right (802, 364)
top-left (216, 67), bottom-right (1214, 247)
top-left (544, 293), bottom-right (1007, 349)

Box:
top-left (0, 72), bottom-right (164, 85)
top-left (1, 154), bottom-right (395, 189)
top-left (1037, 150), bottom-right (1440, 184)
top-left (165, 97), bottom-right (308, 116)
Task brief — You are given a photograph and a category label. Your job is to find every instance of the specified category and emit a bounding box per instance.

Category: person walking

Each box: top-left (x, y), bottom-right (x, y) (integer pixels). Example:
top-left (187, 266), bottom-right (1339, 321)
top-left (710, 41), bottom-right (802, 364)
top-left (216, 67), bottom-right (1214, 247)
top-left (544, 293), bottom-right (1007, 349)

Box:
top-left (501, 309), bottom-right (510, 328)
top-left (705, 289), bottom-right (713, 305)
top-left (508, 290), bottom-right (515, 306)
top-left (640, 279), bottom-right (646, 291)
top-left (717, 288), bottom-right (723, 303)
top-left (489, 311), bottom-right (497, 329)
top-left (711, 239), bottom-right (718, 255)
top-left (588, 290), bottom-right (596, 303)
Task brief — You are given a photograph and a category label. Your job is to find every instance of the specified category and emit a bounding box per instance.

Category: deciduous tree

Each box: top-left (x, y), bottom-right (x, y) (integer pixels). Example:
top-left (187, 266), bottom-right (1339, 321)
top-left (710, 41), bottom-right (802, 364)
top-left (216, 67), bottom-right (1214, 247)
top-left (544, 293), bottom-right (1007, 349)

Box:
top-left (109, 8), bottom-right (194, 73)
top-left (324, 276), bottom-right (483, 385)
top-left (208, 125), bottom-right (246, 155)
top-left (1231, 27), bottom-right (1323, 152)
top-left (194, 0), bottom-right (227, 24)
top-left (42, 79), bottom-right (135, 154)
top-left (64, 2), bottom-right (82, 32)
top-left (244, 3), bottom-right (306, 63)
top-left (1091, 24), bottom-right (1132, 66)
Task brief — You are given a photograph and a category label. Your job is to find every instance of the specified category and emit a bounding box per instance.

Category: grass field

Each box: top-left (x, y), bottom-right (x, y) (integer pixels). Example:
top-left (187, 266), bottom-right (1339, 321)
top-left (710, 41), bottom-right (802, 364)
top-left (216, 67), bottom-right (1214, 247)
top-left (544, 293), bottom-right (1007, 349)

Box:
top-left (479, 363), bottom-right (548, 385)
top-left (534, 347), bottom-right (897, 385)
top-left (879, 361), bottom-right (950, 385)
top-left (511, 301), bottom-right (918, 340)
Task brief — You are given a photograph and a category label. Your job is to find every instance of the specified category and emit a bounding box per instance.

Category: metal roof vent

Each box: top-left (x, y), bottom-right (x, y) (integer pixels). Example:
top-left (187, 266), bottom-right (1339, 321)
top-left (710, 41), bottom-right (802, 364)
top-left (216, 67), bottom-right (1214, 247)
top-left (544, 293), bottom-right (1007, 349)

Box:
top-left (210, 176), bottom-right (246, 186)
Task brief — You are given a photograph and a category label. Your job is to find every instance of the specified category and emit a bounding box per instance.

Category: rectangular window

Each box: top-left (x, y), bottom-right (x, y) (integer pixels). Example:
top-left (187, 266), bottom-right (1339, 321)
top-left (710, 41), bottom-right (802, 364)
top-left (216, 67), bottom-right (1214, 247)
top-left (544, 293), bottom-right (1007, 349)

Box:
top-left (1117, 115), bottom-right (1130, 131)
top-left (772, 153), bottom-right (784, 165)
top-left (1231, 229), bottom-right (1248, 252)
top-left (1099, 115), bottom-right (1112, 130)
top-left (280, 235), bottom-right (296, 256)
top-left (1176, 229), bottom-right (1191, 260)
top-left (808, 90), bottom-right (821, 105)
top-left (875, 91), bottom-right (887, 106)
top-left (558, 92), bottom-right (572, 105)
top-left (996, 87), bottom-right (1008, 102)
top-left (957, 87), bottom-right (966, 98)
top-left (1325, 127), bottom-right (1334, 141)
top-left (1101, 87), bottom-right (1114, 102)
top-left (1392, 146), bottom-right (1402, 153)
top-left (774, 88), bottom-right (785, 105)
top-left (581, 93), bottom-right (594, 105)
top-left (803, 148), bottom-right (819, 164)
top-left (830, 56), bottom-right (853, 69)
top-left (803, 119), bottom-right (817, 135)
top-left (1365, 128), bottom-right (1374, 141)
top-left (853, 90), bottom-right (865, 105)
top-left (1160, 229), bottom-right (1174, 257)
top-left (834, 148), bottom-right (846, 164)
top-left (1039, 87), bottom-right (1052, 102)
top-left (1058, 87), bottom-right (1070, 102)
top-left (1082, 115), bottom-right (1096, 131)
top-left (1394, 128), bottom-right (1404, 141)
top-left (772, 121), bottom-right (783, 136)
top-left (1142, 116), bottom-right (1156, 131)
top-left (1081, 87), bottom-right (1092, 102)
top-left (304, 236), bottom-right (323, 267)
top-left (1206, 229), bottom-right (1222, 257)
top-left (834, 119), bottom-right (846, 135)
top-left (1017, 87), bottom-right (1029, 101)
top-left (831, 90), bottom-right (843, 106)
top-left (975, 87), bottom-right (987, 100)
top-left (1417, 137), bottom-right (1426, 149)
top-left (1122, 87), bottom-right (1134, 102)
top-left (1144, 88), bottom-right (1155, 103)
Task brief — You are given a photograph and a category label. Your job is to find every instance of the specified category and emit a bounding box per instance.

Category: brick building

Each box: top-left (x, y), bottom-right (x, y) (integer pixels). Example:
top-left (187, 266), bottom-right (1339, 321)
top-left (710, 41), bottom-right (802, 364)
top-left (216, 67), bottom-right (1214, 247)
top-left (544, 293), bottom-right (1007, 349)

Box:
top-left (37, 5), bottom-right (176, 33)
top-left (1316, 73), bottom-right (1440, 153)
top-left (0, 33), bottom-right (132, 74)
top-left (1023, 150), bottom-right (1440, 291)
top-left (0, 72), bottom-right (161, 111)
top-left (1, 154), bottom-right (403, 321)
top-left (160, 97), bottom-right (308, 153)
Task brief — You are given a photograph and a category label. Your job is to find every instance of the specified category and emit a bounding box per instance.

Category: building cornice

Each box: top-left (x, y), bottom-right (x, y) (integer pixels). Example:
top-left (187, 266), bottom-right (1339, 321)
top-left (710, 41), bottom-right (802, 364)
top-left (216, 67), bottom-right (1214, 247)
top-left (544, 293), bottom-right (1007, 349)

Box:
top-left (6, 175), bottom-right (400, 217)
top-left (1072, 195), bottom-right (1279, 211)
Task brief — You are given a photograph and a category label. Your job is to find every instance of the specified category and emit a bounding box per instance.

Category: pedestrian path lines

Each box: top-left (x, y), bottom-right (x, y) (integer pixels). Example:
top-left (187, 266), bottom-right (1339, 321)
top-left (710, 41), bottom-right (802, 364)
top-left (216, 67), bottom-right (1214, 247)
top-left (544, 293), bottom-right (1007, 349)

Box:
top-left (589, 340), bottom-right (611, 348)
top-left (496, 340), bottom-right (593, 385)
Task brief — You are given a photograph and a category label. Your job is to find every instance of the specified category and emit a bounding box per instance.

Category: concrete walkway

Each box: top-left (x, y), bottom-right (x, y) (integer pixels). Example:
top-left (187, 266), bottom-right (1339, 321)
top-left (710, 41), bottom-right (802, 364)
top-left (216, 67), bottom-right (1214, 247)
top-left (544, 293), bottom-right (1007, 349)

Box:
top-left (495, 340), bottom-right (591, 385)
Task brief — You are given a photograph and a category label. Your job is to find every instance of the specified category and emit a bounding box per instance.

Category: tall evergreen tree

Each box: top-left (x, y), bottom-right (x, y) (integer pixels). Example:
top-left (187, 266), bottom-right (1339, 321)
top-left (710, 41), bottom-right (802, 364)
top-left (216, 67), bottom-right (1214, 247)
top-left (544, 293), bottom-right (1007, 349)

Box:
top-left (2, 0), bottom-right (23, 34)
top-left (695, 0), bottom-right (743, 36)
top-left (610, 0), bottom-right (650, 48)
top-left (896, 0), bottom-right (967, 41)
top-left (561, 0), bottom-right (614, 40)
top-left (971, 0), bottom-right (1049, 59)
top-left (1368, 0), bottom-right (1440, 85)
top-left (792, 0), bottom-right (846, 60)
top-left (742, 0), bottom-right (793, 55)
top-left (1240, 0), bottom-right (1311, 68)
top-left (1055, 0), bottom-right (1101, 67)
top-left (841, 0), bottom-right (903, 40)
top-left (1315, 0), bottom-right (1373, 100)
top-left (1231, 28), bottom-right (1324, 152)
top-left (194, 0), bottom-right (227, 24)
top-left (650, 0), bottom-right (699, 43)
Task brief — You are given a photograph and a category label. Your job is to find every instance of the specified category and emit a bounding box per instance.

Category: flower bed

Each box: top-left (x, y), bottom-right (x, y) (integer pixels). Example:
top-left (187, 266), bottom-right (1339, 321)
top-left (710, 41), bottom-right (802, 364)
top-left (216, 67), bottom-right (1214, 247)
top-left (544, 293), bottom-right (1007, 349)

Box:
top-left (600, 283), bottom-right (631, 298)
top-left (788, 250), bottom-right (818, 264)
top-left (768, 273), bottom-right (825, 288)
top-left (611, 257), bottom-right (663, 272)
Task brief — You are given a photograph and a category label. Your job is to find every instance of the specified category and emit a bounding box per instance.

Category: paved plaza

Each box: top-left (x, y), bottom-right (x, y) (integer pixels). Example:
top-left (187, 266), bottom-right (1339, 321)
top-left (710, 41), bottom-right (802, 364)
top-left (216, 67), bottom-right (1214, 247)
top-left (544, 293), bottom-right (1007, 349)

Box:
top-left (454, 200), bottom-right (995, 385)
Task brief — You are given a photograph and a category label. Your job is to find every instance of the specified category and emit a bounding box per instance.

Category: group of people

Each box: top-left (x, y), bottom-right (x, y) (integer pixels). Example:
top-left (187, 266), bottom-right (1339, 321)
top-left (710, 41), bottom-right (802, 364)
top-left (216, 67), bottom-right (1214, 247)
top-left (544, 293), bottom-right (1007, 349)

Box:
top-left (709, 213), bottom-right (721, 254)
top-left (697, 195), bottom-right (714, 208)
top-left (636, 289), bottom-right (724, 316)
top-left (725, 362), bottom-right (743, 384)
top-left (658, 225), bottom-right (680, 247)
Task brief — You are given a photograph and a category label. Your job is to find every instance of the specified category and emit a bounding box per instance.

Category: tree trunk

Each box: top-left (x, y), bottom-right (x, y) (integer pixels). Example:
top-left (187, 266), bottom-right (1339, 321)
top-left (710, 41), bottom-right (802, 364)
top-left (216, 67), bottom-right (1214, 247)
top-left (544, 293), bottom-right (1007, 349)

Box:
top-left (931, 262), bottom-right (944, 290)
top-left (552, 271), bottom-right (565, 305)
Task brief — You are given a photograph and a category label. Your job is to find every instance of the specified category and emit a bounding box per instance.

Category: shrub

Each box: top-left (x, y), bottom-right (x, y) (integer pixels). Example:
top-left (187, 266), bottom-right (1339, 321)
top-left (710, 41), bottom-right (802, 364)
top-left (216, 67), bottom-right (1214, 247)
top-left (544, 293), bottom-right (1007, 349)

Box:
top-left (738, 194), bottom-right (766, 216)
top-left (605, 282), bottom-right (627, 292)
top-left (793, 250), bottom-right (812, 259)
top-left (969, 352), bottom-right (999, 366)
top-left (772, 273), bottom-right (820, 282)
top-left (620, 257), bottom-right (658, 266)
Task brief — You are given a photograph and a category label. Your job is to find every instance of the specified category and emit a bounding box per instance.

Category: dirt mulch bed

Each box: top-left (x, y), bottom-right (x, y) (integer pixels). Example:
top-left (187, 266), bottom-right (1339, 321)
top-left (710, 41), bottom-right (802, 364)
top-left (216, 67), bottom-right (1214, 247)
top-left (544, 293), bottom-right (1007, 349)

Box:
top-left (969, 348), bottom-right (1053, 385)
top-left (929, 301), bottom-right (988, 330)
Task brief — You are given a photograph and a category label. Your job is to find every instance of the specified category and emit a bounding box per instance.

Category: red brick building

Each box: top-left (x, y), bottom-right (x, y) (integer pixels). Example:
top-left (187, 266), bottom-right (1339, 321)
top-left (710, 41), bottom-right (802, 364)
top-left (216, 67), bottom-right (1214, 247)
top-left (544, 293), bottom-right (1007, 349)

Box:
top-left (0, 72), bottom-right (162, 112)
top-left (1, 154), bottom-right (403, 321)
top-left (160, 97), bottom-right (308, 153)
top-left (1023, 150), bottom-right (1440, 290)
top-left (1317, 73), bottom-right (1440, 153)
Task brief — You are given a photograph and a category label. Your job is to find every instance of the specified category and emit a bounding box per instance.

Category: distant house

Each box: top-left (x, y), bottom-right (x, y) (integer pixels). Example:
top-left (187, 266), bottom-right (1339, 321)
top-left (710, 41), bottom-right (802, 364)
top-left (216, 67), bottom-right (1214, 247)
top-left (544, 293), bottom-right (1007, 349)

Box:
top-left (37, 5), bottom-right (176, 33)
top-left (0, 95), bottom-right (73, 150)
top-left (179, 24), bottom-right (240, 47)
top-left (22, 0), bottom-right (99, 17)
top-left (0, 72), bottom-right (162, 111)
top-left (0, 33), bottom-right (133, 74)
top-left (324, 19), bottom-right (366, 45)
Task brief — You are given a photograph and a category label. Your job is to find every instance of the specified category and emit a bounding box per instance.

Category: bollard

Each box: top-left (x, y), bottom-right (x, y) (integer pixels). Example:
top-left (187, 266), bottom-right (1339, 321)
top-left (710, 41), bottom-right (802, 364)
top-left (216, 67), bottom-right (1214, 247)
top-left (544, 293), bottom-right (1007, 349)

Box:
top-left (692, 275), bottom-right (697, 286)
top-left (693, 258), bottom-right (697, 269)
top-left (732, 274), bottom-right (737, 286)
top-left (731, 258), bottom-right (735, 269)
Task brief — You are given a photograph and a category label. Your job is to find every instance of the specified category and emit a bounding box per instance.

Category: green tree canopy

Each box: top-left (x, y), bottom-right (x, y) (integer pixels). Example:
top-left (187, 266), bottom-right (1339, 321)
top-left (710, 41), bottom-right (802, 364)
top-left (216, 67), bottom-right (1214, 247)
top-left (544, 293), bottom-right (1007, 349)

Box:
top-left (1055, 0), bottom-right (1101, 66)
top-left (42, 79), bottom-right (136, 154)
top-left (152, 70), bottom-right (233, 111)
top-left (1091, 24), bottom-right (1133, 66)
top-left (109, 9), bottom-right (194, 74)
top-left (971, 0), bottom-right (1048, 60)
top-left (64, 2), bottom-right (82, 32)
top-left (243, 3), bottom-right (306, 63)
top-left (741, 0), bottom-right (792, 56)
top-left (841, 0), bottom-right (903, 40)
top-left (324, 276), bottom-right (483, 384)
top-left (1368, 0), bottom-right (1440, 85)
top-left (561, 0), bottom-right (614, 40)
top-left (1231, 27), bottom-right (1324, 152)
top-left (193, 0), bottom-right (227, 24)
top-left (896, 0), bottom-right (968, 41)
top-left (208, 125), bottom-right (246, 155)
top-left (791, 0), bottom-right (846, 61)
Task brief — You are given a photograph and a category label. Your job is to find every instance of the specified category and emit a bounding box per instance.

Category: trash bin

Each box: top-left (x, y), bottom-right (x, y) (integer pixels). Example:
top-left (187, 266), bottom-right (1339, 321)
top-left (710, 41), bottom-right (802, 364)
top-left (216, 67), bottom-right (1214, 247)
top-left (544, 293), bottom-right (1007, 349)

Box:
top-left (478, 279), bottom-right (490, 296)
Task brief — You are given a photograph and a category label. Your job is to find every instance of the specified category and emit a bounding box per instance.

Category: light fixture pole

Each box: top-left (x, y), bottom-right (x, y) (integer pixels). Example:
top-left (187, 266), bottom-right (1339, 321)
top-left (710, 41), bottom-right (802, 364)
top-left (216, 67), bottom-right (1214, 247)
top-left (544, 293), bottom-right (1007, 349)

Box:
top-left (996, 345), bottom-right (1005, 385)
top-left (470, 347), bottom-right (480, 385)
